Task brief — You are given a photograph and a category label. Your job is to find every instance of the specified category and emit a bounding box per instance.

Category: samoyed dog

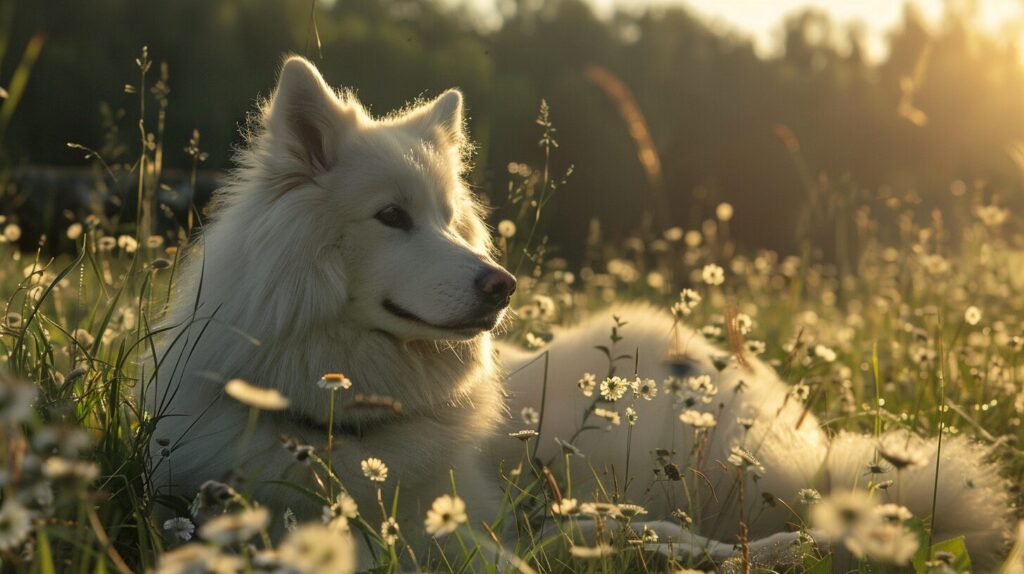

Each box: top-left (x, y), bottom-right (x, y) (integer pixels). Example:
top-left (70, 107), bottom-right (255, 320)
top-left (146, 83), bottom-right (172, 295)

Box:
top-left (148, 56), bottom-right (1009, 569)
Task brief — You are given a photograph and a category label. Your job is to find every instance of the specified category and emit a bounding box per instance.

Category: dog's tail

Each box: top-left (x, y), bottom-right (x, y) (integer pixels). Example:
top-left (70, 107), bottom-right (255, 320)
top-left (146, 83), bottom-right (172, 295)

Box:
top-left (823, 431), bottom-right (1010, 569)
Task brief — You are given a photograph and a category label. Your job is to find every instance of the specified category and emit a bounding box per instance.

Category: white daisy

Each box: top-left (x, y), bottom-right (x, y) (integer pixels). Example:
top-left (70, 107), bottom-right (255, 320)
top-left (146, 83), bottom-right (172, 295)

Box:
top-left (424, 494), bottom-right (467, 537)
top-left (163, 517), bottom-right (195, 541)
top-left (360, 457), bottom-right (389, 482)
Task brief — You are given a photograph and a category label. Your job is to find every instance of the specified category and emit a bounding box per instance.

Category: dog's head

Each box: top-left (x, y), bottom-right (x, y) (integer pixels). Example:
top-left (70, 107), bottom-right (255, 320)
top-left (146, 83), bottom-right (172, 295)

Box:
top-left (252, 56), bottom-right (514, 341)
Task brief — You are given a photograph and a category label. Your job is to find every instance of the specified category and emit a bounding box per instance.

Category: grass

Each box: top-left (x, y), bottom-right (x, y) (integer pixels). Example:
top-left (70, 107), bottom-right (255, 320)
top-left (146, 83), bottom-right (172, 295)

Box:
top-left (0, 47), bottom-right (1021, 573)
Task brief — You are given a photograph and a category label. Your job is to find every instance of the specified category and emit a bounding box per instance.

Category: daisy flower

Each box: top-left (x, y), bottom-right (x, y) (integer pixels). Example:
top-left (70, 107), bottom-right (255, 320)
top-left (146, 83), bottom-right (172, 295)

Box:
top-left (701, 264), bottom-right (725, 286)
top-left (277, 523), bottom-right (356, 574)
top-left (632, 377), bottom-right (657, 400)
top-left (679, 409), bottom-right (716, 428)
top-left (163, 517), bottom-right (195, 541)
top-left (424, 494), bottom-right (467, 537)
top-left (380, 518), bottom-right (400, 546)
top-left (599, 376), bottom-right (628, 401)
top-left (361, 458), bottom-right (389, 482)
top-left (317, 373), bottom-right (352, 391)
top-left (577, 373), bottom-right (597, 397)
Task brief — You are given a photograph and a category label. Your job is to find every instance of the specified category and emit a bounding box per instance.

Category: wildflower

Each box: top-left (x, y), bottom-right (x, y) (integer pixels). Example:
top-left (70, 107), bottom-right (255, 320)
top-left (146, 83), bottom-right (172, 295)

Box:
top-left (198, 507), bottom-right (269, 545)
top-left (672, 509), bottom-right (693, 525)
top-left (964, 306), bottom-right (982, 326)
top-left (846, 522), bottom-right (919, 565)
top-left (2, 224), bottom-right (21, 242)
top-left (424, 494), bottom-right (467, 537)
top-left (632, 377), bottom-right (657, 400)
top-left (744, 340), bottom-right (766, 355)
top-left (360, 457), bottom-right (388, 482)
top-left (577, 373), bottom-right (597, 397)
top-left (323, 491), bottom-right (359, 526)
top-left (97, 236), bottom-right (116, 251)
top-left (679, 374), bottom-right (718, 407)
top-left (615, 503), bottom-right (648, 519)
top-left (508, 429), bottom-right (539, 441)
top-left (117, 235), bottom-right (138, 253)
top-left (0, 500), bottom-right (32, 551)
top-left (146, 235), bottom-right (165, 249)
top-left (163, 517), bottom-right (195, 541)
top-left (799, 488), bottom-right (821, 504)
top-left (701, 264), bottom-right (725, 286)
top-left (727, 445), bottom-right (765, 477)
top-left (679, 410), bottom-right (716, 428)
top-left (641, 526), bottom-right (659, 543)
top-left (520, 406), bottom-right (540, 425)
top-left (877, 432), bottom-right (929, 470)
top-left (810, 489), bottom-right (875, 541)
top-left (625, 406), bottom-right (638, 426)
top-left (716, 202), bottom-right (734, 222)
top-left (497, 220), bottom-right (517, 238)
top-left (975, 204), bottom-right (1009, 227)
top-left (593, 407), bottom-right (620, 426)
top-left (380, 517), bottom-right (400, 546)
top-left (672, 288), bottom-right (702, 317)
top-left (814, 344), bottom-right (837, 362)
top-left (277, 523), bottom-right (357, 574)
top-left (599, 376), bottom-right (629, 401)
top-left (732, 313), bottom-right (753, 335)
top-left (790, 382), bottom-right (811, 401)
top-left (224, 379), bottom-right (289, 410)
top-left (317, 373), bottom-right (352, 391)
top-left (551, 498), bottom-right (579, 515)
top-left (736, 416), bottom-right (755, 429)
top-left (570, 543), bottom-right (615, 559)
top-left (66, 223), bottom-right (83, 240)
top-left (875, 504), bottom-right (912, 523)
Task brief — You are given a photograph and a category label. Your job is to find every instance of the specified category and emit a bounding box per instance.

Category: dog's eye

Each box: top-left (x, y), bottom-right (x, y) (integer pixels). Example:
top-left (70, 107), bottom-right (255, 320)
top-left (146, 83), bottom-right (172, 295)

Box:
top-left (374, 205), bottom-right (413, 231)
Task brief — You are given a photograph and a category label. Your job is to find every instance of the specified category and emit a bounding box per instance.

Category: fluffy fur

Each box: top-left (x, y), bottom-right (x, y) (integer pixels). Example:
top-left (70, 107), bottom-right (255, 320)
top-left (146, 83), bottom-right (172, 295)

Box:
top-left (147, 57), bottom-right (1009, 569)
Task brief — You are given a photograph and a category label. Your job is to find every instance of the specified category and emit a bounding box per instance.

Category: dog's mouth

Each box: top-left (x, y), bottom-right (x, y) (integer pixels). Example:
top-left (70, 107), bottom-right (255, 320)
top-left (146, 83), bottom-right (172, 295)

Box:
top-left (382, 299), bottom-right (501, 335)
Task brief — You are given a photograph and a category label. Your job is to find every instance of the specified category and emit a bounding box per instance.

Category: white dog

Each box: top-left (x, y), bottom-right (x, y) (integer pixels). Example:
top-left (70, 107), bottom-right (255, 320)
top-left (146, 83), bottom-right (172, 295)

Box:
top-left (147, 56), bottom-right (1008, 570)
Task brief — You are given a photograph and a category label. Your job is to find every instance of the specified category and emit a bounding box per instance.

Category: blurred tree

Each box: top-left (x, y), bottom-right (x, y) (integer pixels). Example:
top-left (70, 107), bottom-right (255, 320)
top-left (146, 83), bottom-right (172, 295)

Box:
top-left (3, 0), bottom-right (1024, 259)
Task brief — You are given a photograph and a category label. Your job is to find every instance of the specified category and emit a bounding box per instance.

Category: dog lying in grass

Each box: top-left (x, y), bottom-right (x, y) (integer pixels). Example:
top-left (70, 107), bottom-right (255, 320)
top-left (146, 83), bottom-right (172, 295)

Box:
top-left (146, 56), bottom-right (1009, 570)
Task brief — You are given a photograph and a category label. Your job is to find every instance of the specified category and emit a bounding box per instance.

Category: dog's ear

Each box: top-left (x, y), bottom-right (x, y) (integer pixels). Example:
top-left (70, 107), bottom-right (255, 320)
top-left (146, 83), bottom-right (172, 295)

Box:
top-left (404, 89), bottom-right (466, 151)
top-left (266, 56), bottom-right (351, 173)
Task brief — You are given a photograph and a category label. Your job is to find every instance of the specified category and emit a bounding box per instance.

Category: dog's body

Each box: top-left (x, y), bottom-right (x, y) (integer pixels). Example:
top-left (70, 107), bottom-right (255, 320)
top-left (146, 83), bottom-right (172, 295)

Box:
top-left (147, 57), bottom-right (1008, 569)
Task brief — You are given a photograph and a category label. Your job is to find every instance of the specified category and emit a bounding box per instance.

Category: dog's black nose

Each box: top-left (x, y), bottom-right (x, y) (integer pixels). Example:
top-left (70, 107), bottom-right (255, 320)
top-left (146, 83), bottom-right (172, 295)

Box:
top-left (476, 266), bottom-right (516, 307)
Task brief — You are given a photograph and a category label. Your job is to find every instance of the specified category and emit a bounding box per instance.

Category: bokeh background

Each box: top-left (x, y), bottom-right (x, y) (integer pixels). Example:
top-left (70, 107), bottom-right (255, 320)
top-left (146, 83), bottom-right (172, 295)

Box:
top-left (3, 0), bottom-right (1024, 262)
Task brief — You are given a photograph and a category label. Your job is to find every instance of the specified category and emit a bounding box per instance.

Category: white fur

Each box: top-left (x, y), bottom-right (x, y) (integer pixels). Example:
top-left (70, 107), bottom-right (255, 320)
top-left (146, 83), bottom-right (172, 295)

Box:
top-left (146, 57), bottom-right (1009, 569)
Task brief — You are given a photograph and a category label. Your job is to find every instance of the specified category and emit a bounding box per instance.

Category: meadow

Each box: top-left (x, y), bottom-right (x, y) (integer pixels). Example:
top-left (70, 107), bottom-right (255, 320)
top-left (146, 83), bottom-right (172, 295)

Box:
top-left (0, 47), bottom-right (1023, 574)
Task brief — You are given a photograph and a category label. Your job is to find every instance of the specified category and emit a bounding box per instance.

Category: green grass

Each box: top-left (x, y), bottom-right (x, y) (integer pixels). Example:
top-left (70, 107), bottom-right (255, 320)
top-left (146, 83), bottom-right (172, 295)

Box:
top-left (0, 48), bottom-right (1022, 574)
